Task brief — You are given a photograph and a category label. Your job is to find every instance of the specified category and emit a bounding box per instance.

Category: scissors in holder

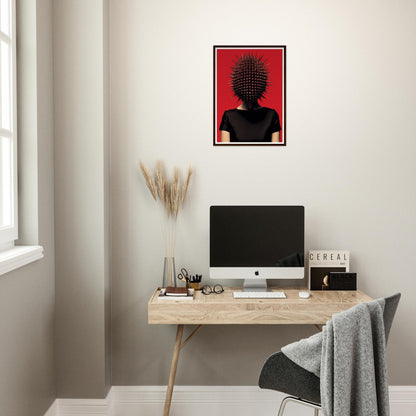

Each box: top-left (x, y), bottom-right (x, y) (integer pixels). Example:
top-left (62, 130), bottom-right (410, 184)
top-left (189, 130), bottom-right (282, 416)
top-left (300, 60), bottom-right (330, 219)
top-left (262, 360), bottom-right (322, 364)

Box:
top-left (177, 268), bottom-right (190, 284)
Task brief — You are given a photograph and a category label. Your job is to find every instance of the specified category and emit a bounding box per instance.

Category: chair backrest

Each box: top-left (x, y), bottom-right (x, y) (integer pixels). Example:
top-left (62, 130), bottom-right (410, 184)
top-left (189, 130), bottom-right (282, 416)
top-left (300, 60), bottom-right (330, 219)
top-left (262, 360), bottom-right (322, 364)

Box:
top-left (383, 293), bottom-right (401, 343)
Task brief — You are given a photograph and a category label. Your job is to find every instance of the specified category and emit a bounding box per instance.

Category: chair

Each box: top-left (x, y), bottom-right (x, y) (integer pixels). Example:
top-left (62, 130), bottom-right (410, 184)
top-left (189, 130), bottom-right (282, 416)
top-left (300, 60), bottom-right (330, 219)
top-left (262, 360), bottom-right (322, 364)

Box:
top-left (258, 293), bottom-right (401, 416)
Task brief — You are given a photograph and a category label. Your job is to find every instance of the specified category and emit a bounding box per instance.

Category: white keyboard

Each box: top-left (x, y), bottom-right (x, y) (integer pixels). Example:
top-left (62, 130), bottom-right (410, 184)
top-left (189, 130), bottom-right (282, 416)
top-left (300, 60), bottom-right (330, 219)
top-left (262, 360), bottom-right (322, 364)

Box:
top-left (233, 291), bottom-right (286, 299)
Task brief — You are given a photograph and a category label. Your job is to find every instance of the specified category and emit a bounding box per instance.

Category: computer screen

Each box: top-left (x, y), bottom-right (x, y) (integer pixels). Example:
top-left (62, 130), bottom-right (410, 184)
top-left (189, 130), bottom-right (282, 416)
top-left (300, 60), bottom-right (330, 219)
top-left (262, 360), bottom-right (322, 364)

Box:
top-left (210, 206), bottom-right (304, 289)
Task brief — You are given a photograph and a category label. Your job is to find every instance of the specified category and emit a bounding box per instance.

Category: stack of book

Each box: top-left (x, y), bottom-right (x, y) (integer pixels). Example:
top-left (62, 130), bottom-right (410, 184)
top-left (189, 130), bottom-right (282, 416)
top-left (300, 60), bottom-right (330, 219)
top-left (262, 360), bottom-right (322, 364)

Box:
top-left (308, 250), bottom-right (349, 290)
top-left (158, 287), bottom-right (195, 301)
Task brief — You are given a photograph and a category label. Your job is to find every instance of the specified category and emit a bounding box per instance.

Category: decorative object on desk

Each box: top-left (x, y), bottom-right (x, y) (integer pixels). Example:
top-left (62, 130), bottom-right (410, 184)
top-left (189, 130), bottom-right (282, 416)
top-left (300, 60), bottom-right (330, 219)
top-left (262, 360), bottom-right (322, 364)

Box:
top-left (308, 250), bottom-right (349, 290)
top-left (322, 275), bottom-right (330, 290)
top-left (163, 257), bottom-right (176, 288)
top-left (139, 160), bottom-right (193, 287)
top-left (202, 284), bottom-right (224, 295)
top-left (157, 287), bottom-right (195, 301)
top-left (329, 272), bottom-right (357, 290)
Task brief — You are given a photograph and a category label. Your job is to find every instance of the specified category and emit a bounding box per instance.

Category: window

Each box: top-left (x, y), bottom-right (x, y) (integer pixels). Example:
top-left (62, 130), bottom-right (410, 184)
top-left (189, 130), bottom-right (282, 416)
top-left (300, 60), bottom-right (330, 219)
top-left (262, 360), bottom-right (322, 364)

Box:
top-left (0, 0), bottom-right (17, 249)
top-left (0, 0), bottom-right (43, 273)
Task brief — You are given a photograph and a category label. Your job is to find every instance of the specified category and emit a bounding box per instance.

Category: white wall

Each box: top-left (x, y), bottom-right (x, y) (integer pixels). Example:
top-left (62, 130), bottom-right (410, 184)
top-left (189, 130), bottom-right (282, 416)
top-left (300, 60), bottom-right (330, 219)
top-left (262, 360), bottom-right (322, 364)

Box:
top-left (110, 0), bottom-right (416, 385)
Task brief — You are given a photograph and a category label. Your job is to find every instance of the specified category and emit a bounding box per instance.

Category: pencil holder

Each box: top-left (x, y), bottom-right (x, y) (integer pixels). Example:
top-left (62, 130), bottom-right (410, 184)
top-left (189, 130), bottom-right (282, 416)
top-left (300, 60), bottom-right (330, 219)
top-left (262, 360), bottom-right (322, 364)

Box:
top-left (189, 282), bottom-right (201, 290)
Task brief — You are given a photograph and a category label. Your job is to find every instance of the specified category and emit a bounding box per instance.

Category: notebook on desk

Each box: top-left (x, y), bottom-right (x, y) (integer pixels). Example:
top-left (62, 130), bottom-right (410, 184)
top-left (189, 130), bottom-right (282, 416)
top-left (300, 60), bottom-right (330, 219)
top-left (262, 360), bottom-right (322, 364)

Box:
top-left (158, 288), bottom-right (195, 301)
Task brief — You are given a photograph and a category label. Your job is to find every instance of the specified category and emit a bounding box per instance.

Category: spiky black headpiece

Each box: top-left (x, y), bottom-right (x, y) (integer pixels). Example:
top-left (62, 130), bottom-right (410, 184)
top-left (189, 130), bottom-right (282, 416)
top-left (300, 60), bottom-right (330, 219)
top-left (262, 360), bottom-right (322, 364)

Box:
top-left (230, 53), bottom-right (269, 105)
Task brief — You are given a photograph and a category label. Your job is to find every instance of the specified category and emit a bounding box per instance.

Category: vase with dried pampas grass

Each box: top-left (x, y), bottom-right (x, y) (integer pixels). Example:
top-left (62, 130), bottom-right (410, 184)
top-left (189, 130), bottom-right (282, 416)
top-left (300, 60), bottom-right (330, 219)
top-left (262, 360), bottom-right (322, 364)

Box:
top-left (139, 160), bottom-right (193, 287)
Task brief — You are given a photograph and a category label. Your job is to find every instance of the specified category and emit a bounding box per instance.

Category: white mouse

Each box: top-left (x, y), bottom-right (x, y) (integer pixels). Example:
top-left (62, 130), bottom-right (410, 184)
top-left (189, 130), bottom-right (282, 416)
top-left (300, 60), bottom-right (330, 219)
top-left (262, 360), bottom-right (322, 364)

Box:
top-left (299, 291), bottom-right (311, 299)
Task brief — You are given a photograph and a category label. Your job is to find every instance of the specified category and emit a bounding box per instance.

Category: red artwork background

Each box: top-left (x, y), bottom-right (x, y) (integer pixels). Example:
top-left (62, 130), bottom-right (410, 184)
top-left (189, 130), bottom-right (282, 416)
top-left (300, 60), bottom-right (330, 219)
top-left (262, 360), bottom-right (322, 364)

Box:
top-left (215, 47), bottom-right (285, 144)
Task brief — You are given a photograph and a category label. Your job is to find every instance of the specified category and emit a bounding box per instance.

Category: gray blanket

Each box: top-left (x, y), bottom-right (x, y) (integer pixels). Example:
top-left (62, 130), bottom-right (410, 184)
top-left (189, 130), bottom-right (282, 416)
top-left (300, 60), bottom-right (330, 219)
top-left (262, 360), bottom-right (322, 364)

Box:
top-left (282, 299), bottom-right (389, 416)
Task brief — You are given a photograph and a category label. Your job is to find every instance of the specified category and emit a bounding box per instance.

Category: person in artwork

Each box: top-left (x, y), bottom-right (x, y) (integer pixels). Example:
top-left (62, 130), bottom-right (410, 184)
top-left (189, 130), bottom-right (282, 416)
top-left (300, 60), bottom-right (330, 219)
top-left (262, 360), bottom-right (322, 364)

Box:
top-left (220, 53), bottom-right (281, 143)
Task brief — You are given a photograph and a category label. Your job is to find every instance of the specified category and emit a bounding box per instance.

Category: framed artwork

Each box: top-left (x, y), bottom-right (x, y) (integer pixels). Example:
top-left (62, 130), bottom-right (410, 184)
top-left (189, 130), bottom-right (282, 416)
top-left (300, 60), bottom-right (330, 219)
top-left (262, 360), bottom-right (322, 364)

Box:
top-left (214, 45), bottom-right (286, 146)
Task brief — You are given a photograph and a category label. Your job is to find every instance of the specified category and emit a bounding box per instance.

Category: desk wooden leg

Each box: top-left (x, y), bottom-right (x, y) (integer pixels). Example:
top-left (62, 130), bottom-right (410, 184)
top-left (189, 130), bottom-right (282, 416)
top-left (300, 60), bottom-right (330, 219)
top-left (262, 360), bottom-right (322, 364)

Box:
top-left (163, 324), bottom-right (184, 416)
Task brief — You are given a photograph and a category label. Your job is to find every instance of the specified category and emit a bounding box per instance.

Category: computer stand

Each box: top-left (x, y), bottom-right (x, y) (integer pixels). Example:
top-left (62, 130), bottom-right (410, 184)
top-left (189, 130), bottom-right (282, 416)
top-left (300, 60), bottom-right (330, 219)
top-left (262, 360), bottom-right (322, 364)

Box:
top-left (243, 278), bottom-right (269, 292)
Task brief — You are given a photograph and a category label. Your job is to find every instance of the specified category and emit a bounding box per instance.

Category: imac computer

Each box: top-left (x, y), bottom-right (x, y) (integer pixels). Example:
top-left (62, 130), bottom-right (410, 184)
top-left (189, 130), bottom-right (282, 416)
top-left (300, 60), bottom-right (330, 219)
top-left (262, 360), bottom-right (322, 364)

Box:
top-left (209, 206), bottom-right (305, 292)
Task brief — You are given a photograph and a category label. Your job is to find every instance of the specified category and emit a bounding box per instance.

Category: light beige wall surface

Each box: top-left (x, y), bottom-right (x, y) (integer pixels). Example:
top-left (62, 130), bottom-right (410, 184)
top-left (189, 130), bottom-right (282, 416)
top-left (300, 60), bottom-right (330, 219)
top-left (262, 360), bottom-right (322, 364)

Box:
top-left (110, 0), bottom-right (416, 386)
top-left (0, 0), bottom-right (55, 415)
top-left (54, 0), bottom-right (111, 399)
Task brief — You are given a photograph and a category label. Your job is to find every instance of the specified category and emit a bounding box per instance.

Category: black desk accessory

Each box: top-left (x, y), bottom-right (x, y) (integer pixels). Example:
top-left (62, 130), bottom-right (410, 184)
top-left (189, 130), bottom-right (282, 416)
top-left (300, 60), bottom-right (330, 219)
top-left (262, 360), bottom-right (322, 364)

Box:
top-left (329, 272), bottom-right (357, 290)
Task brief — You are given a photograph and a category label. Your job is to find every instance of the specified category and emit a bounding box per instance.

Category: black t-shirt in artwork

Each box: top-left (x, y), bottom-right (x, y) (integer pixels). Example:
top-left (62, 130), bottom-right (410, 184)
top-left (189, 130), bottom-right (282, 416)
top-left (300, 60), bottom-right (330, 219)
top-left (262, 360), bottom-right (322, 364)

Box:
top-left (219, 107), bottom-right (281, 142)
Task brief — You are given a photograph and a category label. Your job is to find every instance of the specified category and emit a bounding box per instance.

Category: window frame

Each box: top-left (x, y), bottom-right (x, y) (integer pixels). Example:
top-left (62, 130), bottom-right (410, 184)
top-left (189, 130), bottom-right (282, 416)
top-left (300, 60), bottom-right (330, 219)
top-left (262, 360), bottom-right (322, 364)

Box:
top-left (0, 0), bottom-right (18, 247)
top-left (0, 0), bottom-right (44, 275)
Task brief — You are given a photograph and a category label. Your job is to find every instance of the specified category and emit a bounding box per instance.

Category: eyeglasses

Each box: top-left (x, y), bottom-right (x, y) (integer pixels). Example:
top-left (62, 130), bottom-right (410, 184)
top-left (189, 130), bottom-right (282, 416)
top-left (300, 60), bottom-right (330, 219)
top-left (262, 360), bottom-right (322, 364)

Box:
top-left (201, 284), bottom-right (224, 295)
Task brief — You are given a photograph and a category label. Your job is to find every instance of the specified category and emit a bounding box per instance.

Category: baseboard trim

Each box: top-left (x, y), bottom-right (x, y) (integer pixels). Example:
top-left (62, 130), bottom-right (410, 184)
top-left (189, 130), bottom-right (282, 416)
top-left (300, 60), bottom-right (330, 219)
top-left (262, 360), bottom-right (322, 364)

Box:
top-left (44, 400), bottom-right (58, 416)
top-left (45, 385), bottom-right (416, 416)
top-left (112, 385), bottom-right (280, 403)
top-left (389, 386), bottom-right (416, 409)
top-left (57, 390), bottom-right (113, 416)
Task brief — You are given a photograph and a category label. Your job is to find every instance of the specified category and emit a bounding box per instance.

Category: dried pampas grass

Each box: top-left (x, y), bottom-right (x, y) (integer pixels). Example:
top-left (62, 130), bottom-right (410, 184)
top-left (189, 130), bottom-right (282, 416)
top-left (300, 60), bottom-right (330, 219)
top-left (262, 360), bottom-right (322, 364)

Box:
top-left (156, 160), bottom-right (166, 203)
top-left (171, 167), bottom-right (181, 219)
top-left (139, 161), bottom-right (157, 201)
top-left (164, 181), bottom-right (171, 217)
top-left (139, 160), bottom-right (193, 257)
top-left (181, 166), bottom-right (192, 206)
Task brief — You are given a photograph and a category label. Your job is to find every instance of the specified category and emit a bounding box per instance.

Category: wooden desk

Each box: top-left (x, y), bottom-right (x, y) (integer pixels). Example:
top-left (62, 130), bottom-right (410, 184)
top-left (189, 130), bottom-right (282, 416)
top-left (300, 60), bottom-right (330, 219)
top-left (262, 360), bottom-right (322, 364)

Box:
top-left (148, 287), bottom-right (372, 416)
